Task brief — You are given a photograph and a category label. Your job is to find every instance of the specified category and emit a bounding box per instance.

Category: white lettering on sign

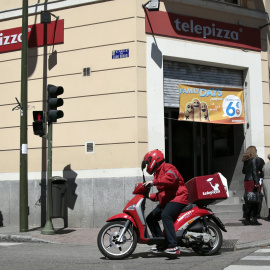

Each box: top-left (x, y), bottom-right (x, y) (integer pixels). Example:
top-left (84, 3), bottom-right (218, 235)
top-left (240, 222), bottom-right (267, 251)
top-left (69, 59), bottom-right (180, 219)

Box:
top-left (0, 28), bottom-right (30, 47)
top-left (174, 18), bottom-right (239, 41)
top-left (0, 33), bottom-right (23, 46)
top-left (202, 190), bottom-right (220, 196)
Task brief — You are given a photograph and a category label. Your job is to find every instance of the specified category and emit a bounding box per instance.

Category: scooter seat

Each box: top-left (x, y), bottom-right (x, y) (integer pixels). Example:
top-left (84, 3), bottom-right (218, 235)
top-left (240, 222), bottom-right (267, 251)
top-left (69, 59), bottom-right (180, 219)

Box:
top-left (181, 203), bottom-right (196, 213)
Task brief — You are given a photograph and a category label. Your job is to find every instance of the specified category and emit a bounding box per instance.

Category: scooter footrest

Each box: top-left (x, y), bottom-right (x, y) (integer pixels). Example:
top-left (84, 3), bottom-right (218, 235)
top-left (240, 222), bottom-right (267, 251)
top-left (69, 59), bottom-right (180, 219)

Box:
top-left (191, 235), bottom-right (203, 240)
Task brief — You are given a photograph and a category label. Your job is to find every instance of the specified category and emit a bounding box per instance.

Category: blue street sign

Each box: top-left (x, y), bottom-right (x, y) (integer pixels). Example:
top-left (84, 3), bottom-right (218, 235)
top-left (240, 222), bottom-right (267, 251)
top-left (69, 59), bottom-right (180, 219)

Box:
top-left (112, 49), bottom-right (129, 59)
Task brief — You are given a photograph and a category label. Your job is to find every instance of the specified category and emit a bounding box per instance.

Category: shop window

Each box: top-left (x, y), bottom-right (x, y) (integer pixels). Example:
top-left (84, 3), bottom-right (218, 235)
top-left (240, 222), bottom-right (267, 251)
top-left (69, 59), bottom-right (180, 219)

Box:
top-left (212, 124), bottom-right (234, 158)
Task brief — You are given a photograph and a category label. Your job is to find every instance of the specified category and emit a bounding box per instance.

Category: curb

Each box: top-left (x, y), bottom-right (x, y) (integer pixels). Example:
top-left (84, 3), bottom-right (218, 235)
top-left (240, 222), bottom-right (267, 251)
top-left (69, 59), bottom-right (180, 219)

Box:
top-left (1, 234), bottom-right (270, 251)
top-left (0, 234), bottom-right (56, 244)
top-left (221, 239), bottom-right (237, 251)
top-left (221, 239), bottom-right (270, 251)
top-left (0, 233), bottom-right (239, 249)
top-left (235, 239), bottom-right (270, 250)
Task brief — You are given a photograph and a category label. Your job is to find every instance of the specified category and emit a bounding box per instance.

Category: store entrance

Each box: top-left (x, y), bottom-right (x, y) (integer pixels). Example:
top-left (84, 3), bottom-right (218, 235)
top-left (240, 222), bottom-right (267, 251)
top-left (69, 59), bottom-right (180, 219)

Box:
top-left (164, 109), bottom-right (209, 181)
top-left (164, 108), bottom-right (244, 184)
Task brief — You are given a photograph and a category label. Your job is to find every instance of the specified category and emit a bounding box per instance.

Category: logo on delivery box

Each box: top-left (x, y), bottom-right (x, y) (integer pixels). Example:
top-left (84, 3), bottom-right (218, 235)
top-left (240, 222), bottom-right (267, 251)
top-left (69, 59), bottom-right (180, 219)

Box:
top-left (202, 178), bottom-right (221, 196)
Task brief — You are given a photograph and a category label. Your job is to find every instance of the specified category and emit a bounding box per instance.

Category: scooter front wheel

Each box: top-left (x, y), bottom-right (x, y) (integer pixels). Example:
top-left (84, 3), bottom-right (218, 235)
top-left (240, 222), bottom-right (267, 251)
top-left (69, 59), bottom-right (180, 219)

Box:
top-left (97, 221), bottom-right (137, 260)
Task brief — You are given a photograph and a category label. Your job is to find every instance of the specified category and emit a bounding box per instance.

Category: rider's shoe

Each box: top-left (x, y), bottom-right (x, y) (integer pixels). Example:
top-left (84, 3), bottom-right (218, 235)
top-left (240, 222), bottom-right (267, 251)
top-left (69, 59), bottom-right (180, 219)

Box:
top-left (150, 245), bottom-right (166, 253)
top-left (164, 246), bottom-right (180, 255)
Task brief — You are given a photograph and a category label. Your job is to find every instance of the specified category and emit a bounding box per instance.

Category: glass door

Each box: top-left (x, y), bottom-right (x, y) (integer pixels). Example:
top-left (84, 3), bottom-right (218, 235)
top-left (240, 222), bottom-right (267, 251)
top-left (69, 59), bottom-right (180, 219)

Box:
top-left (165, 108), bottom-right (212, 181)
top-left (165, 107), bottom-right (244, 187)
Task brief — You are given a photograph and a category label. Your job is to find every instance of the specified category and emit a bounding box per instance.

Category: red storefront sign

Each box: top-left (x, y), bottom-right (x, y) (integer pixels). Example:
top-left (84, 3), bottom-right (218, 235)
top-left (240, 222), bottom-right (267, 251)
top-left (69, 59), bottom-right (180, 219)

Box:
top-left (145, 11), bottom-right (261, 51)
top-left (0, 19), bottom-right (64, 53)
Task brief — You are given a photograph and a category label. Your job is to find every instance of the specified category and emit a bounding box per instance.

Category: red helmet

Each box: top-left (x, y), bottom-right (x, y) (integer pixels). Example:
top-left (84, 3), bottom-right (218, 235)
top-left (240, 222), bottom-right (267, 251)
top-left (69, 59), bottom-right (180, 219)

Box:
top-left (142, 149), bottom-right (165, 175)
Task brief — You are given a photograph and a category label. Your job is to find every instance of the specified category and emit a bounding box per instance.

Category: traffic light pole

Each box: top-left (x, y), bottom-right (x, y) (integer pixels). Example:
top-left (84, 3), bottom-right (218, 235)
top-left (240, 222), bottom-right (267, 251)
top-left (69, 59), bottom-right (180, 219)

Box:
top-left (40, 83), bottom-right (63, 234)
top-left (41, 121), bottom-right (55, 235)
top-left (20, 0), bottom-right (29, 232)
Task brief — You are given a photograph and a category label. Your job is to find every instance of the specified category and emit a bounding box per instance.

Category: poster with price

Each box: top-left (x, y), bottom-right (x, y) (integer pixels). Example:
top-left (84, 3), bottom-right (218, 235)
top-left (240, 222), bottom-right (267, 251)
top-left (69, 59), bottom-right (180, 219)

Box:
top-left (178, 84), bottom-right (245, 124)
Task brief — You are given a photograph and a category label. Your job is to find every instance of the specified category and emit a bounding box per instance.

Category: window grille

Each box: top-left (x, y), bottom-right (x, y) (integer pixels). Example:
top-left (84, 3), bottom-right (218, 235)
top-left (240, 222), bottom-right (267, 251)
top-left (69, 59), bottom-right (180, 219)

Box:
top-left (85, 141), bottom-right (95, 153)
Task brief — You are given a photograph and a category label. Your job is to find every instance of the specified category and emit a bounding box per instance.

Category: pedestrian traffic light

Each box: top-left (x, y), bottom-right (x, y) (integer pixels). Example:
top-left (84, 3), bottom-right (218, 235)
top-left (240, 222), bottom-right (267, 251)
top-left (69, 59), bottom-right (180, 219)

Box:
top-left (47, 84), bottom-right (64, 122)
top-left (33, 111), bottom-right (45, 137)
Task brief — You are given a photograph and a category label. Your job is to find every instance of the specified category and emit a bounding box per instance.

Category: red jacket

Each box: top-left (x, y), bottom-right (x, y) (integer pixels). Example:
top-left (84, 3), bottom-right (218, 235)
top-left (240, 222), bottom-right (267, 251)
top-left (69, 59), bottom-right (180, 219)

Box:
top-left (149, 162), bottom-right (188, 207)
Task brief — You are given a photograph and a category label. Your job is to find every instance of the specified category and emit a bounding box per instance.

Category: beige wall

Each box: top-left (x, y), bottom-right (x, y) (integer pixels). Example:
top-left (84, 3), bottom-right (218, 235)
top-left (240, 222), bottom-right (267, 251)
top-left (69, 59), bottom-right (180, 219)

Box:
top-left (0, 0), bottom-right (148, 174)
top-left (0, 0), bottom-right (263, 13)
top-left (262, 0), bottom-right (270, 160)
top-left (0, 0), bottom-right (269, 175)
top-left (0, 0), bottom-right (54, 12)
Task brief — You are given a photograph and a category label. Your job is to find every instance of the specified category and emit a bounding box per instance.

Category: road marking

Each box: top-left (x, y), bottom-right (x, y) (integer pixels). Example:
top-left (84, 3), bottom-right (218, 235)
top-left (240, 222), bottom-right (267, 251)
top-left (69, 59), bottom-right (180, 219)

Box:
top-left (0, 243), bottom-right (22, 246)
top-left (255, 249), bottom-right (270, 253)
top-left (241, 256), bottom-right (270, 260)
top-left (223, 249), bottom-right (270, 270)
top-left (224, 267), bottom-right (270, 270)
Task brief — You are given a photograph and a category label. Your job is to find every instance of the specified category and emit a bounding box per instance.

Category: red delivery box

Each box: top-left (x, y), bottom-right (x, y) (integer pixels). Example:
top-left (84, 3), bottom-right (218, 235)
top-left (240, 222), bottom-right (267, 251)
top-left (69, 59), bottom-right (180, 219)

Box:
top-left (185, 173), bottom-right (229, 205)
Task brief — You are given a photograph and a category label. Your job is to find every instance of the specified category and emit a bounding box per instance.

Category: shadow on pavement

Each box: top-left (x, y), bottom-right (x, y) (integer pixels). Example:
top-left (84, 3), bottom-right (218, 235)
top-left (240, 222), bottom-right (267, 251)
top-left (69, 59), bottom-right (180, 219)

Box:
top-left (54, 229), bottom-right (76, 235)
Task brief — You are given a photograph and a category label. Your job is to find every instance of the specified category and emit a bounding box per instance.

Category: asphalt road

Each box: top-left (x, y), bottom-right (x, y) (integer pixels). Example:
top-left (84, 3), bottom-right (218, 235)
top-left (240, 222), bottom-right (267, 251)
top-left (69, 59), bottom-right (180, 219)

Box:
top-left (0, 242), bottom-right (263, 270)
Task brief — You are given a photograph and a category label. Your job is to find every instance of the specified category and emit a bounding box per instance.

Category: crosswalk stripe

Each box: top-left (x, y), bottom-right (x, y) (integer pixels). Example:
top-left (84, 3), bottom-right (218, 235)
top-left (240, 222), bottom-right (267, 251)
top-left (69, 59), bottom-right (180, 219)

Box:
top-left (223, 249), bottom-right (270, 270)
top-left (224, 266), bottom-right (270, 270)
top-left (241, 256), bottom-right (270, 260)
top-left (0, 243), bottom-right (22, 246)
top-left (255, 249), bottom-right (270, 253)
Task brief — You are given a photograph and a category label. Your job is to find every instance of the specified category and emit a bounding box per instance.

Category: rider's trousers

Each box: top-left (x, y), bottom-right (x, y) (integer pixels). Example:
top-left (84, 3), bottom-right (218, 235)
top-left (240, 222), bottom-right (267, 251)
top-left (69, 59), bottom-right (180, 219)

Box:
top-left (146, 202), bottom-right (187, 248)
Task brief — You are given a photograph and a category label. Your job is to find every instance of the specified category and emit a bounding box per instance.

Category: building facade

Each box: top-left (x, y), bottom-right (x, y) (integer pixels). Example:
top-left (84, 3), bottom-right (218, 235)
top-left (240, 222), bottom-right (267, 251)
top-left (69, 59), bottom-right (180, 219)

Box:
top-left (0, 0), bottom-right (269, 228)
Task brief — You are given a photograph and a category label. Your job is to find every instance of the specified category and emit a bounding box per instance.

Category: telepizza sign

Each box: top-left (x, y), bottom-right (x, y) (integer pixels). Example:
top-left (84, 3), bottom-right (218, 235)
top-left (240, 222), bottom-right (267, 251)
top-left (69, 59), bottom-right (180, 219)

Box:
top-left (0, 19), bottom-right (64, 53)
top-left (145, 10), bottom-right (261, 51)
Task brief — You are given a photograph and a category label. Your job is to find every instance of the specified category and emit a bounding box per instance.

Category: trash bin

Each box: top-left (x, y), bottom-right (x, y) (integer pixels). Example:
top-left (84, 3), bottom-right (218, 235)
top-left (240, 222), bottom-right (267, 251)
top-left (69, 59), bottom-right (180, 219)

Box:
top-left (49, 176), bottom-right (67, 218)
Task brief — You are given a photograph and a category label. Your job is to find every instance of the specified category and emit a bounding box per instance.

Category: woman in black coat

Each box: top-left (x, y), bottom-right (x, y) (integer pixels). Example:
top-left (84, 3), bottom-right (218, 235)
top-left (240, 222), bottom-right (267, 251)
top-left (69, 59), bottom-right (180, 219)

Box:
top-left (242, 146), bottom-right (262, 225)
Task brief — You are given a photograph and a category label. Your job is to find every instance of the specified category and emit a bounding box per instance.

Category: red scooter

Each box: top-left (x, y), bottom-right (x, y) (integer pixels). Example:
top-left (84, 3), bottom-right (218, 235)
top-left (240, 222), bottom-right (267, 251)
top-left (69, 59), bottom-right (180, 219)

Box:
top-left (97, 171), bottom-right (228, 260)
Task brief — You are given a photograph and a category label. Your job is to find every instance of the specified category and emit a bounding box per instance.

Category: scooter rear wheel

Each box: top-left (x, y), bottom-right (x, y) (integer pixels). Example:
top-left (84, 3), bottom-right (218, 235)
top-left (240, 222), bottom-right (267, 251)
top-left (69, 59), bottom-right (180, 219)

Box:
top-left (97, 221), bottom-right (137, 260)
top-left (191, 221), bottom-right (223, 256)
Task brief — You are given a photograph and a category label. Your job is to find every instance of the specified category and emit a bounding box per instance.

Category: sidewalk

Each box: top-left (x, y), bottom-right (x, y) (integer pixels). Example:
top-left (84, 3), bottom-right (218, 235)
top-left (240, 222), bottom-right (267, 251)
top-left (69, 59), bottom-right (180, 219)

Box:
top-left (0, 218), bottom-right (270, 251)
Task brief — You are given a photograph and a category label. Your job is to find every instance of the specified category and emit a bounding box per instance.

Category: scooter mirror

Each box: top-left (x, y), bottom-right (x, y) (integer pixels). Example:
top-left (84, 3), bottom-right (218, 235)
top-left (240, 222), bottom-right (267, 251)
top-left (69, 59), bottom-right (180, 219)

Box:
top-left (141, 160), bottom-right (146, 171)
top-left (142, 171), bottom-right (146, 183)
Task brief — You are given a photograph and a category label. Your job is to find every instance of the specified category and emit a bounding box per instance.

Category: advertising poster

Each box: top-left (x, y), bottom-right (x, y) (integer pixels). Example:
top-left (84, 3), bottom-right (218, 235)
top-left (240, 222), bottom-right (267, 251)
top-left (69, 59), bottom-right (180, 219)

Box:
top-left (178, 84), bottom-right (245, 124)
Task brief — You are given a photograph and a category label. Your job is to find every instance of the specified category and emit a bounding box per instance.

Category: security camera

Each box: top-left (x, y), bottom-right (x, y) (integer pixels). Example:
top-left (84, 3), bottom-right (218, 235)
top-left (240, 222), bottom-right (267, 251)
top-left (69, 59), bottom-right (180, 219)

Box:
top-left (143, 0), bottom-right (160, 11)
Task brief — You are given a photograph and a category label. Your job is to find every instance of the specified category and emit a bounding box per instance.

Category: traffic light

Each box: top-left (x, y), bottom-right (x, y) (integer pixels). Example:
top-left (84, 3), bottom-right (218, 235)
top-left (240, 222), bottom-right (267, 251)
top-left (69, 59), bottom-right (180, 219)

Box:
top-left (33, 111), bottom-right (45, 137)
top-left (47, 84), bottom-right (64, 122)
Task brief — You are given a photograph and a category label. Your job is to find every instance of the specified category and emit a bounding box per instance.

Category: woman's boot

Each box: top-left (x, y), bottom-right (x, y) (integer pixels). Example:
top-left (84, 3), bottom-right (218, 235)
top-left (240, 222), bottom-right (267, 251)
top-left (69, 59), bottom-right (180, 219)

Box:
top-left (251, 218), bottom-right (262, 225)
top-left (267, 209), bottom-right (270, 221)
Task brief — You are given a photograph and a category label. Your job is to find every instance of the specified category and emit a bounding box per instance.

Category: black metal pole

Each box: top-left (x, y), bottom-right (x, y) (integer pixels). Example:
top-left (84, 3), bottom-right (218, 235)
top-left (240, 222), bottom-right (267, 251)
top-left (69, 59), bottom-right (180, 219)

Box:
top-left (41, 16), bottom-right (55, 235)
top-left (41, 121), bottom-right (55, 235)
top-left (20, 0), bottom-right (29, 232)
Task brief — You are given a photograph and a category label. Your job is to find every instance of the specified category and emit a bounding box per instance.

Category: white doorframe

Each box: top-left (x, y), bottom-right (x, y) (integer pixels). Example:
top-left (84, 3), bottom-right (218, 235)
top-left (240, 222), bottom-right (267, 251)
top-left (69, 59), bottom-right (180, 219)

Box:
top-left (146, 36), bottom-right (265, 159)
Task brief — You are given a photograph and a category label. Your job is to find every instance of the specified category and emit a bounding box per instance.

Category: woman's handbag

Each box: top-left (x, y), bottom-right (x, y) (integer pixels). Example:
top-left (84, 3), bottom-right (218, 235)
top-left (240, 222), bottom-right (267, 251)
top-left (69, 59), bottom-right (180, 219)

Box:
top-left (244, 189), bottom-right (264, 205)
